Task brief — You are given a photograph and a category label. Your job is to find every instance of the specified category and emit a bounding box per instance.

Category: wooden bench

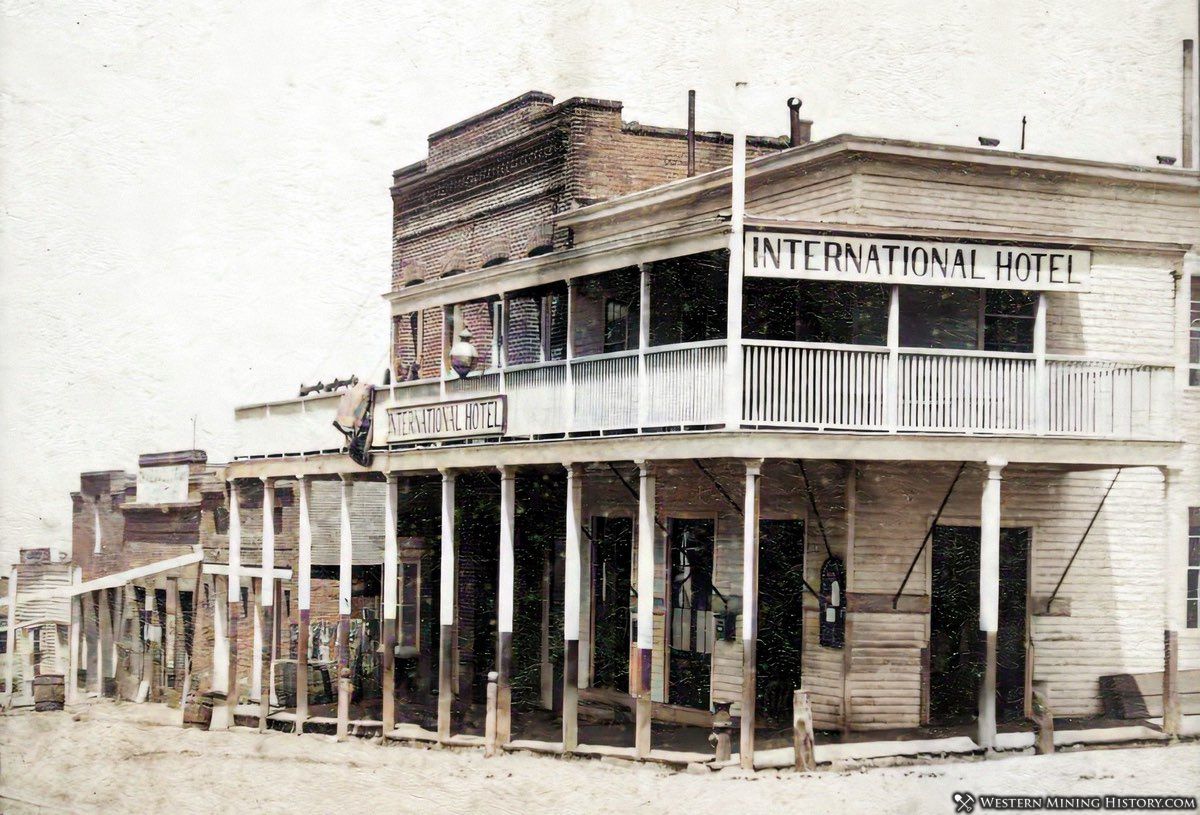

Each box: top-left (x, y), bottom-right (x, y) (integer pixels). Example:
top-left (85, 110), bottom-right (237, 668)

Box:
top-left (1098, 669), bottom-right (1200, 719)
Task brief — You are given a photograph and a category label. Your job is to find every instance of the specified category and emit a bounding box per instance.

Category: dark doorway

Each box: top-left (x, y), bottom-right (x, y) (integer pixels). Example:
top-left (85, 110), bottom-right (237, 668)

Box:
top-left (929, 525), bottom-right (1029, 725)
top-left (667, 518), bottom-right (715, 710)
top-left (591, 516), bottom-right (633, 692)
top-left (756, 519), bottom-right (806, 724)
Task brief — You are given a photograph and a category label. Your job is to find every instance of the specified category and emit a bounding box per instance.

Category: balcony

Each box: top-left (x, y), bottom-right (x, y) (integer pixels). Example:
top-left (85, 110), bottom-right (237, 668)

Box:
top-left (233, 340), bottom-right (1174, 458)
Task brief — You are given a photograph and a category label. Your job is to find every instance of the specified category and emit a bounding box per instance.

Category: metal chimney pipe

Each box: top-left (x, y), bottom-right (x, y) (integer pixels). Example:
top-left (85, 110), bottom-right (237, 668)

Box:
top-left (687, 90), bottom-right (696, 177)
top-left (787, 97), bottom-right (811, 147)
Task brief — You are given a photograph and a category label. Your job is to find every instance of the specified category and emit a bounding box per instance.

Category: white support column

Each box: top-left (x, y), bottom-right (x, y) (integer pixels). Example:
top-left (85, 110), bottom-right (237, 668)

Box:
top-left (258, 477), bottom-right (275, 731)
top-left (295, 475), bottom-right (312, 734)
top-left (563, 463), bottom-right (584, 752)
top-left (1161, 466), bottom-right (1186, 735)
top-left (496, 465), bottom-right (516, 745)
top-left (68, 567), bottom-right (82, 704)
top-left (225, 481), bottom-right (241, 727)
top-left (92, 502), bottom-right (102, 554)
top-left (209, 577), bottom-right (230, 729)
top-left (336, 475), bottom-right (354, 741)
top-left (382, 472), bottom-right (400, 734)
top-left (637, 264), bottom-right (651, 430)
top-left (1034, 293), bottom-right (1048, 434)
top-left (4, 565), bottom-right (16, 703)
top-left (978, 457), bottom-right (1006, 751)
top-left (739, 458), bottom-right (763, 770)
top-left (634, 460), bottom-right (656, 757)
top-left (723, 81), bottom-right (748, 430)
top-left (886, 285), bottom-right (901, 432)
top-left (438, 469), bottom-right (457, 741)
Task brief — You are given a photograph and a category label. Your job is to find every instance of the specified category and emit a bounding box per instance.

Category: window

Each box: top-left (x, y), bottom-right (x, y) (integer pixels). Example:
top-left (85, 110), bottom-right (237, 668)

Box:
top-left (900, 287), bottom-right (1036, 352)
top-left (744, 279), bottom-right (888, 345)
top-left (505, 283), bottom-right (568, 365)
top-left (604, 299), bottom-right (633, 353)
top-left (650, 251), bottom-right (729, 346)
top-left (1189, 277), bottom-right (1199, 387)
top-left (398, 559), bottom-right (421, 650)
top-left (1189, 507), bottom-right (1199, 629)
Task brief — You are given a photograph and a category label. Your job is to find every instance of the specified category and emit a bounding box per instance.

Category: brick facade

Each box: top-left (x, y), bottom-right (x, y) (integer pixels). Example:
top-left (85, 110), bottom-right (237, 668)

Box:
top-left (389, 91), bottom-right (788, 377)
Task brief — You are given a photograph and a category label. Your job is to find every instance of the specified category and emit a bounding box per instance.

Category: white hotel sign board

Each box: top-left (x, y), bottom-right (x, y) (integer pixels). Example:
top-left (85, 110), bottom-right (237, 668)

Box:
top-left (387, 395), bottom-right (507, 443)
top-left (745, 230), bottom-right (1090, 291)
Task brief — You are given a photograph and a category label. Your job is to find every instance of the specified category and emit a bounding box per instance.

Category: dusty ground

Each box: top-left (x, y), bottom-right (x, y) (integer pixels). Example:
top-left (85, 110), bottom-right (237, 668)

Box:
top-left (1, 701), bottom-right (1197, 815)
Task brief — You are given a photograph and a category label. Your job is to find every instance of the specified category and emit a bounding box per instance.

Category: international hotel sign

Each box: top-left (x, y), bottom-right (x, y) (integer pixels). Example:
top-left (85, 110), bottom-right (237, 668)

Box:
top-left (745, 230), bottom-right (1090, 291)
top-left (387, 395), bottom-right (507, 443)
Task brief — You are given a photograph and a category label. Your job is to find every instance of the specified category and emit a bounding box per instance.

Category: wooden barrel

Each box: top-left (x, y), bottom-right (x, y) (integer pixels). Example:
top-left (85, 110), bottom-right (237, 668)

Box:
top-left (183, 691), bottom-right (216, 729)
top-left (33, 673), bottom-right (65, 711)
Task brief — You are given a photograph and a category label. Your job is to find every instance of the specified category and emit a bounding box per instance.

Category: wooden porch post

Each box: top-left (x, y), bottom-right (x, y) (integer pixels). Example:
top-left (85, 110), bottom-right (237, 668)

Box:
top-left (5, 566), bottom-right (17, 702)
top-left (296, 475), bottom-right (312, 734)
top-left (99, 588), bottom-right (114, 698)
top-left (68, 586), bottom-right (82, 704)
top-left (209, 577), bottom-right (229, 728)
top-left (226, 480), bottom-right (242, 727)
top-left (1161, 465), bottom-right (1185, 736)
top-left (886, 286), bottom-right (900, 432)
top-left (635, 460), bottom-right (656, 758)
top-left (496, 465), bottom-right (516, 745)
top-left (739, 459), bottom-right (763, 770)
top-left (563, 463), bottom-right (584, 752)
top-left (336, 475), bottom-right (355, 742)
top-left (438, 469), bottom-right (457, 741)
top-left (1033, 293), bottom-right (1048, 435)
top-left (382, 472), bottom-right (400, 735)
top-left (978, 457), bottom-right (1006, 751)
top-left (258, 476), bottom-right (276, 732)
top-left (723, 81), bottom-right (747, 431)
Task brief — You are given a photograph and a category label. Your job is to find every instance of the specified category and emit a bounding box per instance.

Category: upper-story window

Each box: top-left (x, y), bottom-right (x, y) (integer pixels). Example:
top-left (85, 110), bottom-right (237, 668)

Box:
top-left (650, 250), bottom-right (729, 346)
top-left (899, 288), bottom-right (1036, 352)
top-left (571, 267), bottom-right (640, 356)
top-left (745, 279), bottom-right (888, 345)
top-left (1189, 276), bottom-right (1199, 387)
top-left (506, 282), bottom-right (567, 366)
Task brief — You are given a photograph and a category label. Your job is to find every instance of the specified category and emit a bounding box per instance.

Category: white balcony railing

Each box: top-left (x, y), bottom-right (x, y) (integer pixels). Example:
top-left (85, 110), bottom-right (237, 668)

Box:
top-left (233, 340), bottom-right (1175, 457)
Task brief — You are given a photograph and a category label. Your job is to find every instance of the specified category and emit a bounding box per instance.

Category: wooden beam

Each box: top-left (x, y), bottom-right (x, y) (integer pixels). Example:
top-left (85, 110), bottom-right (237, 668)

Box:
top-left (977, 458), bottom-right (1005, 751)
top-left (634, 460), bottom-right (655, 759)
top-left (563, 463), bottom-right (583, 753)
top-left (296, 475), bottom-right (311, 735)
top-left (437, 469), bottom-right (456, 742)
top-left (496, 466), bottom-right (516, 746)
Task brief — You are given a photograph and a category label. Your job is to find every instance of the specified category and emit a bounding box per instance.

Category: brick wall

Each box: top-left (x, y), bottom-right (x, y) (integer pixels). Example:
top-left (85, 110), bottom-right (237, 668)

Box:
top-left (389, 92), bottom-right (789, 376)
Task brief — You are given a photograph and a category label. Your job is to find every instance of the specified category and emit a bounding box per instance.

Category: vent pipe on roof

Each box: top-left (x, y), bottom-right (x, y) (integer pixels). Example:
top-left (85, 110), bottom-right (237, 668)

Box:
top-left (787, 97), bottom-right (811, 147)
top-left (687, 90), bottom-right (696, 177)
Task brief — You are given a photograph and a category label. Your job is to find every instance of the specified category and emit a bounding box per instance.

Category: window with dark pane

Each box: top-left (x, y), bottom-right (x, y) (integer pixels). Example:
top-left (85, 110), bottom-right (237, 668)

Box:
top-left (984, 289), bottom-right (1037, 353)
top-left (649, 250), bottom-right (728, 346)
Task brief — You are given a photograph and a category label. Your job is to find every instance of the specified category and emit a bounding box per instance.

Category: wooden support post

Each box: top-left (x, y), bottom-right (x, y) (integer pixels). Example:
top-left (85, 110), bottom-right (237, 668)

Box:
top-left (885, 286), bottom-right (900, 432)
top-left (723, 81), bottom-right (747, 431)
top-left (296, 475), bottom-right (311, 734)
top-left (1033, 293), bottom-right (1048, 434)
top-left (259, 477), bottom-right (275, 732)
top-left (496, 465), bottom-right (516, 746)
top-left (68, 569), bottom-right (82, 705)
top-left (793, 689), bottom-right (816, 772)
top-left (87, 591), bottom-right (101, 697)
top-left (740, 459), bottom-right (763, 770)
top-left (485, 670), bottom-right (498, 758)
top-left (977, 458), bottom-right (1006, 751)
top-left (382, 472), bottom-right (399, 735)
top-left (337, 475), bottom-right (354, 742)
top-left (138, 584), bottom-right (154, 702)
top-left (210, 577), bottom-right (230, 729)
top-left (226, 480), bottom-right (242, 728)
top-left (1031, 680), bottom-right (1054, 755)
top-left (635, 460), bottom-right (656, 758)
top-left (438, 469), bottom-right (456, 742)
top-left (165, 576), bottom-right (179, 697)
top-left (5, 566), bottom-right (17, 702)
top-left (250, 578), bottom-right (262, 704)
top-left (563, 463), bottom-right (583, 753)
top-left (99, 588), bottom-right (113, 698)
top-left (1161, 466), bottom-right (1185, 736)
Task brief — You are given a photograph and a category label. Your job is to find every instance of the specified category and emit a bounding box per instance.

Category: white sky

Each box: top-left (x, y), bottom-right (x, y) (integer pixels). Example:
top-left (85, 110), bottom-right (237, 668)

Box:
top-left (0, 0), bottom-right (1196, 560)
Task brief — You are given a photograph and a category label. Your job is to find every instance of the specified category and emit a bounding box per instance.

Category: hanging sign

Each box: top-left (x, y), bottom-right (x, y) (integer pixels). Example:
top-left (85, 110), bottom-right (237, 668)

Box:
top-left (745, 230), bottom-right (1090, 291)
top-left (386, 395), bottom-right (506, 443)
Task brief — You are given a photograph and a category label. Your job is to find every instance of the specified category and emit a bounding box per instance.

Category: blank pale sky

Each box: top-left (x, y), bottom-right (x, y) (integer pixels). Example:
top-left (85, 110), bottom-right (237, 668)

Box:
top-left (0, 0), bottom-right (1196, 560)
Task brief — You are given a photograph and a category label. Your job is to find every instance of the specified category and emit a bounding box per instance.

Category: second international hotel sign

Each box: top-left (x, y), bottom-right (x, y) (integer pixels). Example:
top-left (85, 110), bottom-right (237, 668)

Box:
top-left (746, 230), bottom-right (1090, 291)
top-left (387, 395), bottom-right (507, 443)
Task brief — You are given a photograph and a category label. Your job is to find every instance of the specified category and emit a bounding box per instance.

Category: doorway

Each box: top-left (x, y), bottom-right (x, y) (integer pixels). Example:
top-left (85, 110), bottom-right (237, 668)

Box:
top-left (590, 516), bottom-right (633, 692)
top-left (929, 525), bottom-right (1030, 725)
top-left (756, 519), bottom-right (806, 724)
top-left (667, 518), bottom-right (715, 709)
